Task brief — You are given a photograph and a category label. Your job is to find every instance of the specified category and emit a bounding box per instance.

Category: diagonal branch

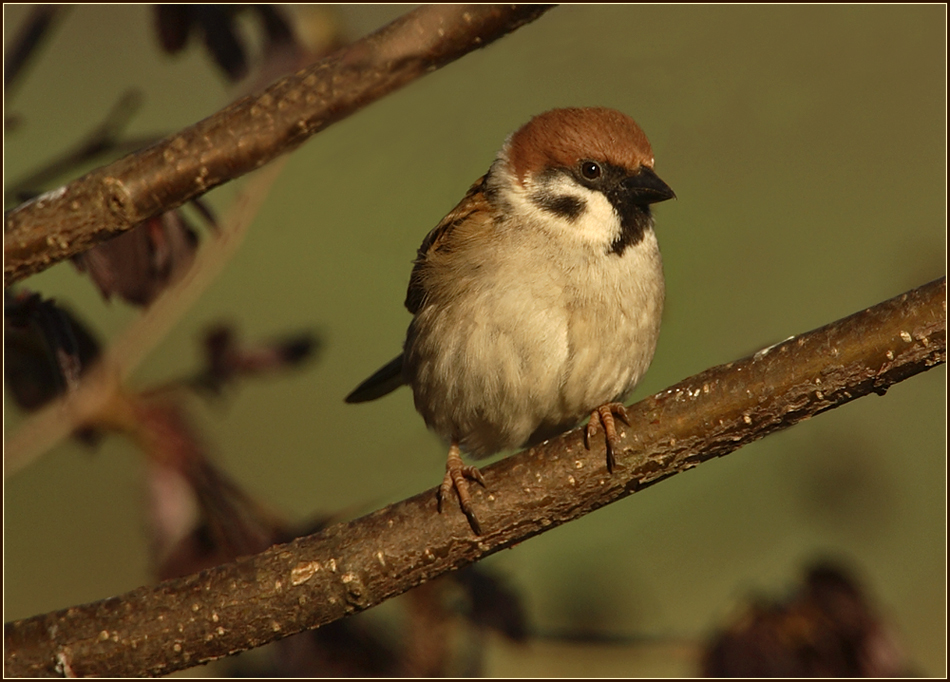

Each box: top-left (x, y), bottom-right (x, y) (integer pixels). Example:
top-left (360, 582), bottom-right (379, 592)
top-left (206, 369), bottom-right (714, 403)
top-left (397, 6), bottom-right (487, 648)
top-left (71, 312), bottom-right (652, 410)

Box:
top-left (5, 278), bottom-right (944, 678)
top-left (3, 4), bottom-right (555, 287)
top-left (4, 89), bottom-right (164, 204)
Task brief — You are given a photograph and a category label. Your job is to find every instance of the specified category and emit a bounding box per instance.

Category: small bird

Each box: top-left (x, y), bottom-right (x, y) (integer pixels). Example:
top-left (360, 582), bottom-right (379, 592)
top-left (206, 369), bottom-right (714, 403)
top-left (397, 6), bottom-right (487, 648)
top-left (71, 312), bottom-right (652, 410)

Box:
top-left (347, 107), bottom-right (674, 533)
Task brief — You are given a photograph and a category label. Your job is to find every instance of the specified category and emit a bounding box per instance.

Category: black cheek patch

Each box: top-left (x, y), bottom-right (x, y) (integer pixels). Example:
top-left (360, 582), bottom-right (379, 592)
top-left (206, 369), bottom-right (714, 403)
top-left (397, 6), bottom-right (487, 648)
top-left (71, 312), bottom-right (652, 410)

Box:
top-left (532, 193), bottom-right (585, 221)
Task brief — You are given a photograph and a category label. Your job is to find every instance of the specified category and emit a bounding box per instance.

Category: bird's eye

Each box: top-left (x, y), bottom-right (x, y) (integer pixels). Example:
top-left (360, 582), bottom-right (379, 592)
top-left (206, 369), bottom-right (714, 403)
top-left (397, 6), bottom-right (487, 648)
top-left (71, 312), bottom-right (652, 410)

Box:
top-left (580, 161), bottom-right (602, 180)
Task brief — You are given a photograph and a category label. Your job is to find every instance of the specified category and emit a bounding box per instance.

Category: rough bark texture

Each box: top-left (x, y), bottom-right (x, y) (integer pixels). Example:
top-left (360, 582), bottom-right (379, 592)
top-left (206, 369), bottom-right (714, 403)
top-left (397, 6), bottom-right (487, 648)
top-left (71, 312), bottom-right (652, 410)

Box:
top-left (3, 4), bottom-right (554, 287)
top-left (5, 278), bottom-right (944, 678)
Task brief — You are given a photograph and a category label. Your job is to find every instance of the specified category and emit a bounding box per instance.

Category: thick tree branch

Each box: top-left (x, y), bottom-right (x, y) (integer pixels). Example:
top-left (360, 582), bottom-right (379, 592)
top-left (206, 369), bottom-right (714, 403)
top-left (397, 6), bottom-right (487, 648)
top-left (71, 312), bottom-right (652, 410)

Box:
top-left (3, 4), bottom-right (554, 287)
top-left (5, 278), bottom-right (944, 678)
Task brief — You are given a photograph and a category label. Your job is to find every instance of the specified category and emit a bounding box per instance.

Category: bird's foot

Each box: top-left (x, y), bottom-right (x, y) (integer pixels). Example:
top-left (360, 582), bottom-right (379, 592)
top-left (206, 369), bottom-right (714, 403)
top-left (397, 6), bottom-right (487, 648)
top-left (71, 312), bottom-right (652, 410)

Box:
top-left (585, 402), bottom-right (630, 473)
top-left (437, 443), bottom-right (486, 534)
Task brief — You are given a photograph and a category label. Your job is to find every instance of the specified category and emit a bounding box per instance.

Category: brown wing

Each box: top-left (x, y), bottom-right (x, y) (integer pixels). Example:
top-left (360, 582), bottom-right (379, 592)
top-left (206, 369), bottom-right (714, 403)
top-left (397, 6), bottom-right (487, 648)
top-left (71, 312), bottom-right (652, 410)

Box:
top-left (404, 174), bottom-right (492, 314)
top-left (346, 176), bottom-right (493, 404)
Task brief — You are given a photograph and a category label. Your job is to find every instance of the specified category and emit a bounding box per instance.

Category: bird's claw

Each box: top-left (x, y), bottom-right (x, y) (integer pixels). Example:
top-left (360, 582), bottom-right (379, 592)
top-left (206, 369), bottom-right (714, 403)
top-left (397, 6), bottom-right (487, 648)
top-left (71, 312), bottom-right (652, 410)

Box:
top-left (437, 444), bottom-right (486, 534)
top-left (585, 402), bottom-right (629, 473)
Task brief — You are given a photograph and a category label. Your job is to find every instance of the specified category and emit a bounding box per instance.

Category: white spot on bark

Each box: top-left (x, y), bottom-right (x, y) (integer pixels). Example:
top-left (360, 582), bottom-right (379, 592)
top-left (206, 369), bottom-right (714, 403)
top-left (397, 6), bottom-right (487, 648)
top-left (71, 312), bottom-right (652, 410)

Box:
top-left (291, 560), bottom-right (321, 586)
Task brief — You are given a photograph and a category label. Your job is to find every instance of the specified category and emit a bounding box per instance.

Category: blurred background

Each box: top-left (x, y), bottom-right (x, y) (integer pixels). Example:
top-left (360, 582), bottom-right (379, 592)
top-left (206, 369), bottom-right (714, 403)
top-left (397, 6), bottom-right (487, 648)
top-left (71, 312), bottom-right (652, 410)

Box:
top-left (4, 4), bottom-right (945, 677)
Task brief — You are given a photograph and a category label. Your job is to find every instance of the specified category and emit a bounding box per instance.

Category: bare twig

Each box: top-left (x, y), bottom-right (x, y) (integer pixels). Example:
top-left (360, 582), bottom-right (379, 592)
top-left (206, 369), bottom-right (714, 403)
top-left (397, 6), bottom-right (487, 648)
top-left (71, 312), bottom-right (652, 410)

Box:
top-left (3, 4), bottom-right (555, 287)
top-left (3, 157), bottom-right (288, 478)
top-left (4, 278), bottom-right (944, 678)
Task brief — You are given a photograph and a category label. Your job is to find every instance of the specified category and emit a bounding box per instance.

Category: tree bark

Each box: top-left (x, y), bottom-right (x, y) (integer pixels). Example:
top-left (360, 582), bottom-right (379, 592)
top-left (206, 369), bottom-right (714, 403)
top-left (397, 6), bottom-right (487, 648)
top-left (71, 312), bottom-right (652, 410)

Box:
top-left (3, 4), bottom-right (554, 287)
top-left (5, 277), bottom-right (944, 678)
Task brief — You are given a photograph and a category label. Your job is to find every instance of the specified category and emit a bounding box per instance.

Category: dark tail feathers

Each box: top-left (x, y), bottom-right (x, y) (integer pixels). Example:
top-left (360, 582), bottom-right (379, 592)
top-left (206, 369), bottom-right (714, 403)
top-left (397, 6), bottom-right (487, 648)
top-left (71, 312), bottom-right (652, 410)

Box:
top-left (345, 354), bottom-right (405, 403)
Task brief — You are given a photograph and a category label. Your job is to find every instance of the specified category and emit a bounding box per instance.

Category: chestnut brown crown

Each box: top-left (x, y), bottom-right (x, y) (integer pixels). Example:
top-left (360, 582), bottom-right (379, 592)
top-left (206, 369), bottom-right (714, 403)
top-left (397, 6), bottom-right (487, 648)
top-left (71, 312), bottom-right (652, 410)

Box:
top-left (505, 107), bottom-right (656, 185)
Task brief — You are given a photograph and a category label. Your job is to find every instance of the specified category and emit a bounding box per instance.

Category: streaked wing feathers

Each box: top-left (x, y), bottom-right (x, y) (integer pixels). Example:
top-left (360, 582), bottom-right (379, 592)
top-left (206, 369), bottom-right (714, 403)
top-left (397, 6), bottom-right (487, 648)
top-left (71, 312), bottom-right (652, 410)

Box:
top-left (405, 174), bottom-right (492, 314)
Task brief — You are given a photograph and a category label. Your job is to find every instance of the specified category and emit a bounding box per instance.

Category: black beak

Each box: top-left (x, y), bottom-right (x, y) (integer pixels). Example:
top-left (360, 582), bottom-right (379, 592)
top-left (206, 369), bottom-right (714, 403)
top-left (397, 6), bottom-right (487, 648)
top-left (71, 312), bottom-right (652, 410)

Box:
top-left (625, 166), bottom-right (676, 205)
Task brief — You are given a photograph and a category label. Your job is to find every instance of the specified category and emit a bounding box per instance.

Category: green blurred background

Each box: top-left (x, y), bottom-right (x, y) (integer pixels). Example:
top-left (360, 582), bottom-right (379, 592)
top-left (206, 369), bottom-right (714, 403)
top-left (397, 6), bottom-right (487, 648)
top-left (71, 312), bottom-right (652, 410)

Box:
top-left (4, 4), bottom-right (945, 676)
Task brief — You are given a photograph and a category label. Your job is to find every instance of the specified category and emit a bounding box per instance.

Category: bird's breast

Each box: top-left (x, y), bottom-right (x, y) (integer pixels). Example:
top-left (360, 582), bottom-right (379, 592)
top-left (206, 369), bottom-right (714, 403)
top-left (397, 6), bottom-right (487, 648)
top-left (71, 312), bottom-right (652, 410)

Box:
top-left (404, 228), bottom-right (664, 457)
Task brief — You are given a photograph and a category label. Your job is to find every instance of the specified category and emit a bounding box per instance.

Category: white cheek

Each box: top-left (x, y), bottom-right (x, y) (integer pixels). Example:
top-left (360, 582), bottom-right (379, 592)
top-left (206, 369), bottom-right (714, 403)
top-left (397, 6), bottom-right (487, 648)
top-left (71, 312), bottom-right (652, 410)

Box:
top-left (504, 173), bottom-right (622, 249)
top-left (560, 185), bottom-right (620, 247)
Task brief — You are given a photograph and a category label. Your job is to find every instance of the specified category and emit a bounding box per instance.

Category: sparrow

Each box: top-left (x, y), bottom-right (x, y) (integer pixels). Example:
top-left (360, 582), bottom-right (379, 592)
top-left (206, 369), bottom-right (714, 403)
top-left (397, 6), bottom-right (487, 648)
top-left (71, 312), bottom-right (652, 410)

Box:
top-left (346, 107), bottom-right (675, 533)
